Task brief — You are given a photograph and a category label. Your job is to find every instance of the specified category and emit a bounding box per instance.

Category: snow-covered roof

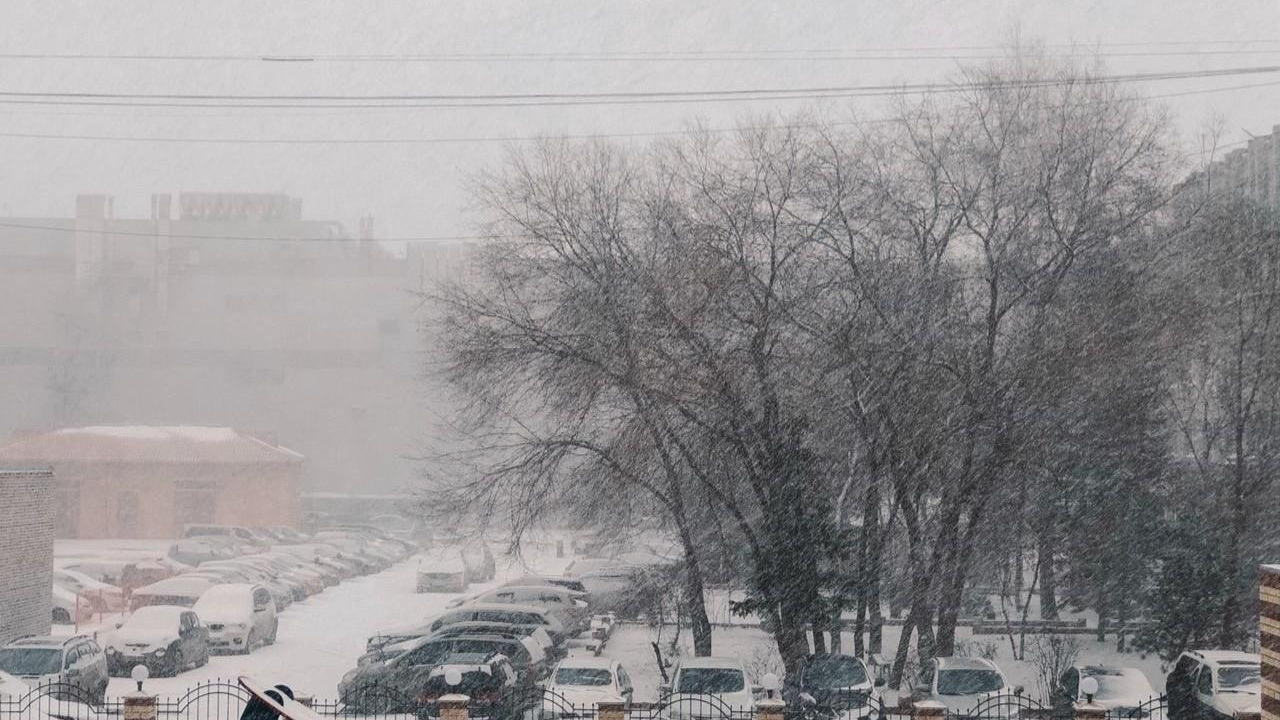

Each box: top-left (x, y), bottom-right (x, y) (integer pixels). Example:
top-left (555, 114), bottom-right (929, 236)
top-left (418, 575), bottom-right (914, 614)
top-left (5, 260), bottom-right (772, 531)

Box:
top-left (0, 426), bottom-right (304, 464)
top-left (1192, 650), bottom-right (1259, 666)
top-left (556, 656), bottom-right (616, 669)
top-left (679, 656), bottom-right (748, 670)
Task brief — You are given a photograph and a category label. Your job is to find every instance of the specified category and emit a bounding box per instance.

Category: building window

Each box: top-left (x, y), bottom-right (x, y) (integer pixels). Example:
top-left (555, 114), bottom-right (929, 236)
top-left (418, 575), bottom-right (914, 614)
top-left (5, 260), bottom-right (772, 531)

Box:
top-left (175, 479), bottom-right (216, 526)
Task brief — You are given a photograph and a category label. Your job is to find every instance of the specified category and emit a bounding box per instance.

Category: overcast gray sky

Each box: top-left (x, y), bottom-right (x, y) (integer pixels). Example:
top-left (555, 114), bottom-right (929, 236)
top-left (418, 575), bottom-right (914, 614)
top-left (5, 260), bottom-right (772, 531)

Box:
top-left (2, 0), bottom-right (1277, 238)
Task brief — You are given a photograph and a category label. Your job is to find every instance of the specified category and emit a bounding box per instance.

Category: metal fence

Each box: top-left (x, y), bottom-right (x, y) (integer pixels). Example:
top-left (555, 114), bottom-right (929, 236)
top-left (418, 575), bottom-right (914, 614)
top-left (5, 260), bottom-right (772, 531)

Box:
top-left (0, 683), bottom-right (1169, 720)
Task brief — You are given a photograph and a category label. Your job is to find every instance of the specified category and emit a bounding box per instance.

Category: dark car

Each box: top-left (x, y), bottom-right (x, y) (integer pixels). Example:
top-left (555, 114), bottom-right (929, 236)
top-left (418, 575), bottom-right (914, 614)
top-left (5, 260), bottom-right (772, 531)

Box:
top-left (342, 651), bottom-right (520, 716)
top-left (340, 634), bottom-right (541, 710)
top-left (106, 606), bottom-right (209, 677)
top-left (785, 654), bottom-right (883, 720)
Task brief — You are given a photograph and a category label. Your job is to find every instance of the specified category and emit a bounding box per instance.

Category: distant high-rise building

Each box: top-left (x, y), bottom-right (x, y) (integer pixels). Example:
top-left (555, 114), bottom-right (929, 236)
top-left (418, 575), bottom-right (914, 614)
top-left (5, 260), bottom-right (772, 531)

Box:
top-left (0, 193), bottom-right (474, 496)
top-left (1187, 126), bottom-right (1280, 214)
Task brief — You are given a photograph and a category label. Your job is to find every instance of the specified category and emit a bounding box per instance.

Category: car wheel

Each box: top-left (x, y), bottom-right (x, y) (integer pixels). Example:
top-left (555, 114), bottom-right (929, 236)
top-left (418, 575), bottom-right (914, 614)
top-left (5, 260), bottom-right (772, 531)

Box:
top-left (240, 633), bottom-right (254, 655)
top-left (198, 648), bottom-right (209, 667)
top-left (52, 608), bottom-right (71, 623)
top-left (169, 648), bottom-right (183, 677)
top-left (266, 623), bottom-right (278, 645)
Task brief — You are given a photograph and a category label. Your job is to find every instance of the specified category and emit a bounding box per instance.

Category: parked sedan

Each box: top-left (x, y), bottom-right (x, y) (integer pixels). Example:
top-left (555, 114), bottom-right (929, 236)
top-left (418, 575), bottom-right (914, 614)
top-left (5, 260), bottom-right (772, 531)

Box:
top-left (543, 657), bottom-right (634, 716)
top-left (787, 654), bottom-right (883, 720)
top-left (107, 606), bottom-right (209, 677)
top-left (192, 584), bottom-right (278, 654)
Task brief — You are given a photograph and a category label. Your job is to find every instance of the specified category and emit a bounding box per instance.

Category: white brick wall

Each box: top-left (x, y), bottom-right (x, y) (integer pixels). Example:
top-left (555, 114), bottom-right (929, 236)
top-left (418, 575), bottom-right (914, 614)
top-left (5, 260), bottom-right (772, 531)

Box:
top-left (0, 467), bottom-right (54, 645)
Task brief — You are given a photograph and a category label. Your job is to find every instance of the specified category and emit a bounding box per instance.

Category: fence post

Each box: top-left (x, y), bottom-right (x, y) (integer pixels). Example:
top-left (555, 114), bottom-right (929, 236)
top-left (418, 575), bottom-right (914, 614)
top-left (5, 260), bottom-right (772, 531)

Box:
top-left (122, 693), bottom-right (158, 720)
top-left (914, 700), bottom-right (947, 720)
top-left (598, 696), bottom-right (627, 720)
top-left (296, 695), bottom-right (314, 708)
top-left (439, 694), bottom-right (470, 720)
top-left (1074, 701), bottom-right (1107, 720)
top-left (756, 697), bottom-right (786, 720)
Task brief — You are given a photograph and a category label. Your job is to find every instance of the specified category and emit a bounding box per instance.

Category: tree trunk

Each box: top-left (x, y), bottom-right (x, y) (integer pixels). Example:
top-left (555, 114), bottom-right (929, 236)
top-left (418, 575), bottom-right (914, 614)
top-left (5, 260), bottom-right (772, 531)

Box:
top-left (1219, 427), bottom-right (1249, 649)
top-left (864, 478), bottom-right (884, 654)
top-left (1095, 587), bottom-right (1108, 642)
top-left (889, 608), bottom-right (917, 689)
top-left (1038, 524), bottom-right (1059, 621)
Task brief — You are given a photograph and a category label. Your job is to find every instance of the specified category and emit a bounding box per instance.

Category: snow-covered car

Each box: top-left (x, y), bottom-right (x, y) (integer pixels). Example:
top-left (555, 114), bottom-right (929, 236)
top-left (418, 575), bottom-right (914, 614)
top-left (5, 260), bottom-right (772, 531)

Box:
top-left (453, 585), bottom-right (590, 635)
top-left (129, 575), bottom-right (220, 611)
top-left (192, 583), bottom-right (278, 654)
top-left (1166, 650), bottom-right (1259, 720)
top-left (340, 636), bottom-right (536, 710)
top-left (659, 657), bottom-right (756, 719)
top-left (911, 657), bottom-right (1016, 716)
top-left (342, 649), bottom-right (519, 715)
top-left (51, 584), bottom-right (95, 625)
top-left (787, 654), bottom-right (882, 720)
top-left (167, 536), bottom-right (242, 566)
top-left (423, 603), bottom-right (566, 643)
top-left (53, 569), bottom-right (125, 613)
top-left (417, 553), bottom-right (469, 593)
top-left (502, 574), bottom-right (589, 595)
top-left (1053, 666), bottom-right (1161, 719)
top-left (0, 636), bottom-right (109, 704)
top-left (106, 606), bottom-right (209, 677)
top-left (543, 657), bottom-right (635, 716)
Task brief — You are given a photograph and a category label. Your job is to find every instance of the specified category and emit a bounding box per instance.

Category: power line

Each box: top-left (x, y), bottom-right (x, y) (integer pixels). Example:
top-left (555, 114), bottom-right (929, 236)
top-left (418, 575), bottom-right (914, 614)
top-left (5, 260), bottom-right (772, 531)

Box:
top-left (0, 65), bottom-right (1276, 110)
top-left (0, 76), bottom-right (1274, 146)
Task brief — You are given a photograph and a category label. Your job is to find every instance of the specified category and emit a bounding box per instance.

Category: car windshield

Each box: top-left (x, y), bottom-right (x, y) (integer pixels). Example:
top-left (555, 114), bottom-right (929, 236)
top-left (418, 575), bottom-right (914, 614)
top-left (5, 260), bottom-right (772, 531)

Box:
top-left (936, 669), bottom-right (1004, 695)
top-left (0, 648), bottom-right (62, 677)
top-left (804, 657), bottom-right (869, 689)
top-left (1218, 666), bottom-right (1260, 689)
top-left (677, 668), bottom-right (745, 694)
top-left (556, 668), bottom-right (613, 686)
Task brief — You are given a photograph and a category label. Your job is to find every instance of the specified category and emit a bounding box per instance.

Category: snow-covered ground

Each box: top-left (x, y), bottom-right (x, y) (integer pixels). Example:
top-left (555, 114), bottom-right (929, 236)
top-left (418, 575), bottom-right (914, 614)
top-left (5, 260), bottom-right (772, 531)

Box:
top-left (50, 538), bottom-right (1170, 703)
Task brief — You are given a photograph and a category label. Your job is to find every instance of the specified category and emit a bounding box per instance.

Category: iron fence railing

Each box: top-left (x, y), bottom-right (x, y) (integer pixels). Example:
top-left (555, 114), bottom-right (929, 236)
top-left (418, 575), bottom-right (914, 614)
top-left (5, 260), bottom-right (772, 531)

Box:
top-left (0, 682), bottom-right (1171, 720)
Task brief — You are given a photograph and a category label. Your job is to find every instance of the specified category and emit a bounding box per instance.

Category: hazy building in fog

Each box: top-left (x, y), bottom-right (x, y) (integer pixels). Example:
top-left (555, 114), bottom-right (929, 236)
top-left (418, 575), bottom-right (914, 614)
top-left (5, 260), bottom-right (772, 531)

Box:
top-left (1187, 125), bottom-right (1280, 213)
top-left (0, 427), bottom-right (301, 539)
top-left (0, 466), bottom-right (53, 643)
top-left (0, 193), bottom-right (474, 494)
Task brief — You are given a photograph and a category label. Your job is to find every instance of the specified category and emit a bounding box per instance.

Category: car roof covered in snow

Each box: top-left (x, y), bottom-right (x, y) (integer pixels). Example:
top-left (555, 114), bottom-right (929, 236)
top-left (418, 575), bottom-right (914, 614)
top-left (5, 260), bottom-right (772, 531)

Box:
top-left (556, 656), bottom-right (616, 669)
top-left (1190, 650), bottom-right (1259, 667)
top-left (679, 656), bottom-right (747, 670)
top-left (936, 657), bottom-right (1001, 671)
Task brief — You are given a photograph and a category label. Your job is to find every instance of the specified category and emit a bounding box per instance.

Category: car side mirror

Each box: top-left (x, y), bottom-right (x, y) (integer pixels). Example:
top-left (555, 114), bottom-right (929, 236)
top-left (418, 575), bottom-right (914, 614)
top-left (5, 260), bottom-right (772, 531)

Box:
top-left (1014, 686), bottom-right (1025, 696)
top-left (875, 678), bottom-right (886, 688)
top-left (114, 620), bottom-right (125, 629)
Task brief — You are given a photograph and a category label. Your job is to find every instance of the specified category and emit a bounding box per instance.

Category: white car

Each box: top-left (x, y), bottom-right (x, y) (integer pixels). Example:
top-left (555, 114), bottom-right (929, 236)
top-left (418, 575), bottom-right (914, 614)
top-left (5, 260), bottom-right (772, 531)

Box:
top-left (543, 657), bottom-right (634, 716)
top-left (660, 657), bottom-right (756, 718)
top-left (192, 583), bottom-right (278, 654)
top-left (52, 584), bottom-right (93, 625)
top-left (912, 657), bottom-right (1016, 716)
top-left (1167, 650), bottom-right (1260, 720)
top-left (53, 569), bottom-right (125, 613)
